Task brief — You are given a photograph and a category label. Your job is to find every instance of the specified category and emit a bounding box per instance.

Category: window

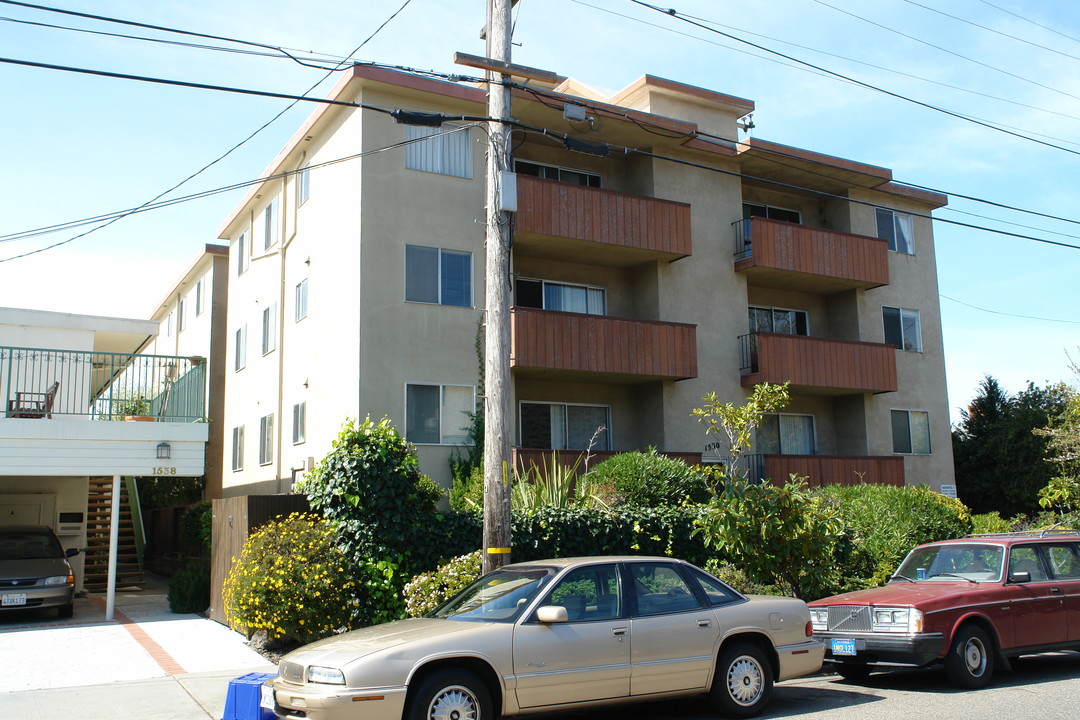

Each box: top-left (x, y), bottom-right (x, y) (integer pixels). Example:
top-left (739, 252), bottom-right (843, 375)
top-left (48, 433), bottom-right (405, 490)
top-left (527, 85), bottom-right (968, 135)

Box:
top-left (689, 568), bottom-right (743, 607)
top-left (891, 409), bottom-right (931, 454)
top-left (259, 414), bottom-right (274, 465)
top-left (743, 202), bottom-right (801, 224)
top-left (297, 166), bottom-right (310, 206)
top-left (519, 402), bottom-right (610, 451)
top-left (757, 413), bottom-right (816, 455)
top-left (231, 425), bottom-right (244, 471)
top-left (516, 278), bottom-right (606, 315)
top-left (195, 279), bottom-right (204, 316)
top-left (295, 279), bottom-right (308, 322)
top-left (165, 312), bottom-right (173, 337)
top-left (292, 402), bottom-right (306, 445)
top-left (1047, 544), bottom-right (1080, 580)
top-left (545, 564), bottom-right (621, 621)
top-left (405, 245), bottom-right (472, 307)
top-left (177, 298), bottom-right (186, 332)
top-left (875, 207), bottom-right (914, 254)
top-left (236, 232), bottom-right (248, 276)
top-left (748, 306), bottom-right (808, 335)
top-left (883, 306), bottom-right (922, 352)
top-left (406, 384), bottom-right (474, 444)
top-left (630, 562), bottom-right (702, 615)
top-left (514, 160), bottom-right (601, 188)
top-left (261, 304), bottom-right (276, 355)
top-left (234, 325), bottom-right (247, 371)
top-left (405, 125), bottom-right (472, 178)
top-left (263, 197), bottom-right (280, 250)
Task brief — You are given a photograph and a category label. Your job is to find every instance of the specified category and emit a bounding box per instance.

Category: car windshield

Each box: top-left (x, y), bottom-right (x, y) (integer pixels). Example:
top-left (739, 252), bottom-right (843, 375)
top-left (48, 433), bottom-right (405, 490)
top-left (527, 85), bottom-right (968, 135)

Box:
top-left (430, 567), bottom-right (556, 623)
top-left (0, 530), bottom-right (65, 560)
top-left (893, 543), bottom-right (1004, 583)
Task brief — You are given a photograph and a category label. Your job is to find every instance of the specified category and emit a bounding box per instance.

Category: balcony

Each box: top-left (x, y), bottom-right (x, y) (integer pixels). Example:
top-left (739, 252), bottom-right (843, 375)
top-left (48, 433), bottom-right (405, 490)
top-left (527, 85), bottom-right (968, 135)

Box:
top-left (739, 332), bottom-right (897, 395)
top-left (733, 217), bottom-right (889, 293)
top-left (2, 346), bottom-right (206, 422)
top-left (514, 174), bottom-right (692, 267)
top-left (512, 307), bottom-right (697, 382)
top-left (745, 454), bottom-right (904, 488)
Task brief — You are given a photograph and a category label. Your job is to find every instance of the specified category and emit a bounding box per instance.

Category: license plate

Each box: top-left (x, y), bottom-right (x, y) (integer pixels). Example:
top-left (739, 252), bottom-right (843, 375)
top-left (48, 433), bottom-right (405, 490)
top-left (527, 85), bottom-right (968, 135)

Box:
top-left (2, 593), bottom-right (27, 607)
top-left (832, 639), bottom-right (857, 656)
top-left (260, 683), bottom-right (274, 710)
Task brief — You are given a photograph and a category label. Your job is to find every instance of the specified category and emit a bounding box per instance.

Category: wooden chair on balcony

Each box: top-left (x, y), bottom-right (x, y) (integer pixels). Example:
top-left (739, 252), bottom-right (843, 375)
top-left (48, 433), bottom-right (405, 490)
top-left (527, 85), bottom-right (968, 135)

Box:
top-left (8, 380), bottom-right (60, 418)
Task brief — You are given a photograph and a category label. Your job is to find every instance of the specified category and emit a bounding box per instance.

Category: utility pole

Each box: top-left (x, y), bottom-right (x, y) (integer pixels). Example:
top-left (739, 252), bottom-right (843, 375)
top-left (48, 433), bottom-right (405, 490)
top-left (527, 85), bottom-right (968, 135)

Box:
top-left (481, 0), bottom-right (514, 574)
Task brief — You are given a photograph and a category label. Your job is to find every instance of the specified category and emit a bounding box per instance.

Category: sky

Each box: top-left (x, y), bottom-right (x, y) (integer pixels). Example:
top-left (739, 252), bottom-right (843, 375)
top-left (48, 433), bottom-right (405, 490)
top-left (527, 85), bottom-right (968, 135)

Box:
top-left (0, 0), bottom-right (1077, 425)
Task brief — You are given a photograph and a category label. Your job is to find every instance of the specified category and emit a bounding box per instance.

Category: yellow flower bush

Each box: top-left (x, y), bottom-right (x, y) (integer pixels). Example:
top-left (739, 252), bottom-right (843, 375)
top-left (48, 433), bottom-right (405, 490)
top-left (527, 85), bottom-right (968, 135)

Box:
top-left (223, 513), bottom-right (357, 644)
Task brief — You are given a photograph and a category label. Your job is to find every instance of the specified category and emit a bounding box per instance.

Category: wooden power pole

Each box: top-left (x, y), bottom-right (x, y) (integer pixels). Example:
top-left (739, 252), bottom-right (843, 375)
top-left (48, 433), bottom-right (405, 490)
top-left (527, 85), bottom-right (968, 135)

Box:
top-left (481, 0), bottom-right (514, 574)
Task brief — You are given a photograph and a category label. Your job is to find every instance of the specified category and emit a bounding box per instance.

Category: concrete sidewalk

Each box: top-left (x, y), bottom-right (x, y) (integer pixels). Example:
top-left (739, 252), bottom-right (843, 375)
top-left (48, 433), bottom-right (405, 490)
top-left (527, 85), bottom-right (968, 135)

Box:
top-left (0, 576), bottom-right (275, 720)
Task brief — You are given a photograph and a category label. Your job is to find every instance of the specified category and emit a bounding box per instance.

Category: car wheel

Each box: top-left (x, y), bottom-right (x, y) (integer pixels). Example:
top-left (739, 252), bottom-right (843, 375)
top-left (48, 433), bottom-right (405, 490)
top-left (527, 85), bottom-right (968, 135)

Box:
top-left (945, 625), bottom-right (994, 689)
top-left (408, 668), bottom-right (493, 720)
top-left (57, 603), bottom-right (74, 619)
top-left (833, 663), bottom-right (873, 682)
top-left (710, 642), bottom-right (774, 718)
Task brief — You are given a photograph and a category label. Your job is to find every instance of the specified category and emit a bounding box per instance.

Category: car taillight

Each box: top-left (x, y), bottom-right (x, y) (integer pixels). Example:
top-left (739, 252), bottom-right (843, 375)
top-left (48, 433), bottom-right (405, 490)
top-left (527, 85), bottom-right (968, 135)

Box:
top-left (805, 620), bottom-right (813, 637)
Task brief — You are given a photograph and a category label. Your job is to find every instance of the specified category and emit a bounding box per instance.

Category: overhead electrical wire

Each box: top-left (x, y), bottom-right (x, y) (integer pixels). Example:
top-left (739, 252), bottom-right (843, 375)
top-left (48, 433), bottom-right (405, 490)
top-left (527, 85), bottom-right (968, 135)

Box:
top-left (940, 294), bottom-right (1080, 325)
top-left (627, 1), bottom-right (1080, 158)
top-left (975, 0), bottom-right (1080, 47)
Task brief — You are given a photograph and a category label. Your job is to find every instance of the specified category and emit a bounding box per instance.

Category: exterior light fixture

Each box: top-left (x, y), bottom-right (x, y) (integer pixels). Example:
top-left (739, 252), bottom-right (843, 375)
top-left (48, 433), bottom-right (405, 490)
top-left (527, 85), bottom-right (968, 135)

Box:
top-left (156, 442), bottom-right (171, 459)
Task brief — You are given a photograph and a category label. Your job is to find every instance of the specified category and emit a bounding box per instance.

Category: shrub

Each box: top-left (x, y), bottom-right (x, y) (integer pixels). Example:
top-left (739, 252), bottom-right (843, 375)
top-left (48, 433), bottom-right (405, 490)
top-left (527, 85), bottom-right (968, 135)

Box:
top-left (819, 484), bottom-right (974, 587)
top-left (449, 465), bottom-right (485, 511)
top-left (180, 500), bottom-right (212, 553)
top-left (971, 511), bottom-right (1014, 535)
top-left (585, 449), bottom-right (709, 507)
top-left (703, 561), bottom-right (783, 596)
top-left (696, 474), bottom-right (843, 600)
top-left (168, 560), bottom-right (210, 613)
top-left (404, 551), bottom-right (483, 617)
top-left (222, 513), bottom-right (358, 644)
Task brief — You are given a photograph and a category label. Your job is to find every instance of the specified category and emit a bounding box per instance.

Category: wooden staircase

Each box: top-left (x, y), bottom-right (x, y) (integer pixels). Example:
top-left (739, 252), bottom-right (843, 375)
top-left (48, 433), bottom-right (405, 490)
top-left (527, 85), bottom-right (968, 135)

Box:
top-left (84, 477), bottom-right (145, 592)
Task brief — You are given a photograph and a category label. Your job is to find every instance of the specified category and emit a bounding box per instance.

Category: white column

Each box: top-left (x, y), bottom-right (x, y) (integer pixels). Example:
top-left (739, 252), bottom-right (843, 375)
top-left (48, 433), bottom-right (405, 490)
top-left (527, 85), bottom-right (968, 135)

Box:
top-left (105, 474), bottom-right (121, 621)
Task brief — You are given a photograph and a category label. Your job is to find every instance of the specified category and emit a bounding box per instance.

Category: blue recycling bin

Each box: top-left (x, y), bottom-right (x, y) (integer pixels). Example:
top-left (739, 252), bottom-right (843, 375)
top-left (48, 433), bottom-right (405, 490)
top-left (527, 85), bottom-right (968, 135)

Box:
top-left (221, 671), bottom-right (277, 720)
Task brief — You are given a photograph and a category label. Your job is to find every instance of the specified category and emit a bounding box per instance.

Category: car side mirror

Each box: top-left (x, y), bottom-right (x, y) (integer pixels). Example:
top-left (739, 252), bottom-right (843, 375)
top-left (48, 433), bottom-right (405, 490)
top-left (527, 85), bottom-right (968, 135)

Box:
top-left (536, 605), bottom-right (568, 623)
top-left (1008, 571), bottom-right (1031, 584)
top-left (66, 548), bottom-right (80, 558)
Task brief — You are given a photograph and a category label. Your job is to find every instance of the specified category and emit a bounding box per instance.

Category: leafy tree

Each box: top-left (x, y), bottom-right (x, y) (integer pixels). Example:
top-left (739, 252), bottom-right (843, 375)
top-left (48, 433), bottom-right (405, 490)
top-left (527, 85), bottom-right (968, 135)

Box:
top-left (1036, 360), bottom-right (1080, 518)
top-left (953, 376), bottom-right (1065, 516)
top-left (692, 382), bottom-right (789, 481)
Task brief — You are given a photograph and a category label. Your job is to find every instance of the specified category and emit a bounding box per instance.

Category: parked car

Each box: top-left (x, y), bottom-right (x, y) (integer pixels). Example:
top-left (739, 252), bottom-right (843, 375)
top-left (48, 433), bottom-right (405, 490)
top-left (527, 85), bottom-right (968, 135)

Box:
top-left (809, 531), bottom-right (1080, 688)
top-left (263, 556), bottom-right (823, 720)
top-left (0, 525), bottom-right (79, 618)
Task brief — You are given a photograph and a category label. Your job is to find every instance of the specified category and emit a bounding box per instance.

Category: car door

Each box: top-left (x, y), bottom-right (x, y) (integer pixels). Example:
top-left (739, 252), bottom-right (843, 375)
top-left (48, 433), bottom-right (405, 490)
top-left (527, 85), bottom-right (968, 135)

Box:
top-left (1045, 542), bottom-right (1080, 642)
top-left (626, 561), bottom-right (719, 696)
top-left (1005, 544), bottom-right (1067, 647)
top-left (512, 563), bottom-right (630, 708)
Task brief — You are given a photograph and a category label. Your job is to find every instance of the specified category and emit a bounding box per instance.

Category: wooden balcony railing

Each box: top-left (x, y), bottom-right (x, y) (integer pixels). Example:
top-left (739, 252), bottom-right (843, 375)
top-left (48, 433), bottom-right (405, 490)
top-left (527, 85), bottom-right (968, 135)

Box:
top-left (739, 332), bottom-right (897, 395)
top-left (745, 454), bottom-right (904, 487)
top-left (514, 175), bottom-right (691, 265)
top-left (512, 307), bottom-right (697, 381)
top-left (733, 217), bottom-right (889, 292)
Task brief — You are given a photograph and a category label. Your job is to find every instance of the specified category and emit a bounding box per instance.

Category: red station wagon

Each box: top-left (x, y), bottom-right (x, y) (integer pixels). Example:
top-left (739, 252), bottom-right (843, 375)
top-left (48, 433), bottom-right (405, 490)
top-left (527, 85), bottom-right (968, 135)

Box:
top-left (808, 531), bottom-right (1080, 688)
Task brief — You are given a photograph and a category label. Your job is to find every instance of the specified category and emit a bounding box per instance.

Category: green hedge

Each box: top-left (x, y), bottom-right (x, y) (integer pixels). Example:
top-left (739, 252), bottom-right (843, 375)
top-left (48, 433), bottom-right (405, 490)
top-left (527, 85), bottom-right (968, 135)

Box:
top-left (585, 450), bottom-right (710, 507)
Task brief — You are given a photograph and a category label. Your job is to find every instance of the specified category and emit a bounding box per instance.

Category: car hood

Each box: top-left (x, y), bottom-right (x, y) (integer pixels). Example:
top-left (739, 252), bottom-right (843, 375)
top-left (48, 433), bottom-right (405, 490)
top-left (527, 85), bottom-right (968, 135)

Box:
top-left (809, 581), bottom-right (990, 608)
top-left (281, 618), bottom-right (481, 667)
top-left (0, 557), bottom-right (70, 581)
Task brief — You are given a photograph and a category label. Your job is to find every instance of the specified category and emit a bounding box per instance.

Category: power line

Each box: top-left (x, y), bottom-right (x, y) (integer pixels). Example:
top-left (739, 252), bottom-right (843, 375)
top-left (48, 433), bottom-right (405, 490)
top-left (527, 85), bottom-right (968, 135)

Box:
top-left (627, 1), bottom-right (1080, 159)
top-left (941, 294), bottom-right (1080, 325)
top-left (975, 0), bottom-right (1080, 48)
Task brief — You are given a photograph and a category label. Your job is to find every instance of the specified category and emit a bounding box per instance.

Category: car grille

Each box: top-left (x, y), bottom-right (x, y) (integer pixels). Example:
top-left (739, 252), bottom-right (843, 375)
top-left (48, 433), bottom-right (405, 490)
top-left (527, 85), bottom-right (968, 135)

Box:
top-left (280, 660), bottom-right (305, 684)
top-left (827, 605), bottom-right (872, 632)
top-left (1, 578), bottom-right (39, 588)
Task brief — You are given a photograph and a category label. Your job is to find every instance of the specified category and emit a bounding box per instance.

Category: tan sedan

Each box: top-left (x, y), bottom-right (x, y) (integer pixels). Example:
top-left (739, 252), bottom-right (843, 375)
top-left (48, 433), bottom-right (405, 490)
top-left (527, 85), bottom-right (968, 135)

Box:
top-left (264, 556), bottom-right (823, 720)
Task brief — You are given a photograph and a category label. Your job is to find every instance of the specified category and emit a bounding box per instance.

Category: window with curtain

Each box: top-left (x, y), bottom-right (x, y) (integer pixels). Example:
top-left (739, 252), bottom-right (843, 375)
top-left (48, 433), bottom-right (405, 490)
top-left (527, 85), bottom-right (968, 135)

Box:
top-left (515, 278), bottom-right (606, 316)
top-left (748, 306), bottom-right (808, 335)
top-left (292, 402), bottom-right (306, 445)
top-left (295, 279), bottom-right (308, 322)
top-left (405, 245), bottom-right (472, 307)
top-left (263, 196), bottom-right (280, 250)
top-left (756, 414), bottom-right (816, 455)
top-left (405, 125), bottom-right (472, 178)
top-left (742, 202), bottom-right (801, 224)
top-left (234, 325), bottom-right (246, 371)
top-left (514, 160), bottom-right (601, 188)
top-left (406, 384), bottom-right (475, 445)
top-left (519, 402), bottom-right (611, 450)
top-left (875, 207), bottom-right (914, 254)
top-left (882, 306), bottom-right (922, 351)
top-left (259, 414), bottom-right (274, 465)
top-left (231, 425), bottom-right (244, 471)
top-left (892, 410), bottom-right (931, 454)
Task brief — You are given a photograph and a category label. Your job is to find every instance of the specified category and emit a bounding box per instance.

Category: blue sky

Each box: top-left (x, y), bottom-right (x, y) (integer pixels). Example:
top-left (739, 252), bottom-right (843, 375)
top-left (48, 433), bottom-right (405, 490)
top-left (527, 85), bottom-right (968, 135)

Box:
top-left (1, 0), bottom-right (1077, 424)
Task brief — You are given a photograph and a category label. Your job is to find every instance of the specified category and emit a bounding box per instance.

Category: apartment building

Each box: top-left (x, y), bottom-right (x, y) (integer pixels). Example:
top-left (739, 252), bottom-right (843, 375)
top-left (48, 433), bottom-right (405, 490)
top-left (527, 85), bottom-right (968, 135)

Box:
top-left (217, 66), bottom-right (955, 496)
top-left (140, 244), bottom-right (230, 498)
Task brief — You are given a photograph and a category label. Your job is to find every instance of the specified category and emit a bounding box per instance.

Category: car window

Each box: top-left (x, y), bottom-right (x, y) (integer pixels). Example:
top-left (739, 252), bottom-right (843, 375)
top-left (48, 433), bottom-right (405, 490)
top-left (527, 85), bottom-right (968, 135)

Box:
top-left (894, 543), bottom-right (1003, 582)
top-left (688, 568), bottom-right (744, 607)
top-left (1008, 546), bottom-right (1049, 582)
top-left (629, 562), bottom-right (703, 615)
top-left (0, 530), bottom-right (64, 560)
top-left (546, 564), bottom-right (621, 621)
top-left (1046, 544), bottom-right (1080, 580)
top-left (432, 567), bottom-right (554, 622)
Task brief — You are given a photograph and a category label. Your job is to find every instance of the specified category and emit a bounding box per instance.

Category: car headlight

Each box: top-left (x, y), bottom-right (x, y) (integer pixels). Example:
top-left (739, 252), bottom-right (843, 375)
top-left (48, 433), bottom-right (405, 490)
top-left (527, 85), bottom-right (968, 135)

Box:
top-left (871, 607), bottom-right (922, 633)
top-left (306, 666), bottom-right (345, 685)
top-left (43, 575), bottom-right (72, 586)
top-left (809, 608), bottom-right (828, 631)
